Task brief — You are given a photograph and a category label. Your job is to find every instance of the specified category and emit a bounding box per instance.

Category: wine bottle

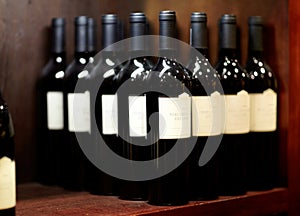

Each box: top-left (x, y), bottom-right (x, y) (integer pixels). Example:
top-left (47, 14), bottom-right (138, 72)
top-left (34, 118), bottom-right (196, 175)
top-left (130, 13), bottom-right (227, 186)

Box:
top-left (37, 18), bottom-right (66, 186)
top-left (91, 14), bottom-right (122, 195)
top-left (187, 12), bottom-right (220, 200)
top-left (245, 16), bottom-right (278, 191)
top-left (147, 10), bottom-right (191, 206)
top-left (0, 91), bottom-right (16, 216)
top-left (215, 14), bottom-right (249, 196)
top-left (63, 16), bottom-right (90, 191)
top-left (118, 12), bottom-right (153, 201)
top-left (84, 17), bottom-right (97, 192)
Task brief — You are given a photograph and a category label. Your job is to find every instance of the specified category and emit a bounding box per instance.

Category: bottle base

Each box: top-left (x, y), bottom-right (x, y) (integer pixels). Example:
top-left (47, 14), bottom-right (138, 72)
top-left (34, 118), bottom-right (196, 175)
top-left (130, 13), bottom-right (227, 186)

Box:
top-left (0, 207), bottom-right (15, 216)
top-left (148, 200), bottom-right (188, 206)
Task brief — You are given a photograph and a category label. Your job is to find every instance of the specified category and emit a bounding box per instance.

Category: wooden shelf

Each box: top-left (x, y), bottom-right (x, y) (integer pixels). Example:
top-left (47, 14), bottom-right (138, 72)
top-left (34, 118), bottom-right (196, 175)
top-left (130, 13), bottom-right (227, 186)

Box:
top-left (16, 183), bottom-right (288, 216)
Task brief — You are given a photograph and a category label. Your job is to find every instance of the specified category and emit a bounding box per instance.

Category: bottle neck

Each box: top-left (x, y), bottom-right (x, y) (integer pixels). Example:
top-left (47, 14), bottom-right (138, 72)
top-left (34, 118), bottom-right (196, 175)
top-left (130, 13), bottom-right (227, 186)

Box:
top-left (219, 48), bottom-right (238, 60)
top-left (88, 20), bottom-right (97, 54)
top-left (102, 23), bottom-right (118, 50)
top-left (75, 25), bottom-right (88, 53)
top-left (74, 51), bottom-right (89, 62)
top-left (248, 25), bottom-right (264, 60)
top-left (51, 25), bottom-right (65, 54)
top-left (248, 50), bottom-right (264, 60)
top-left (219, 23), bottom-right (237, 50)
top-left (51, 52), bottom-right (66, 65)
top-left (102, 50), bottom-right (117, 59)
top-left (130, 22), bottom-right (146, 51)
top-left (88, 50), bottom-right (97, 58)
top-left (0, 91), bottom-right (3, 103)
top-left (195, 48), bottom-right (209, 59)
top-left (159, 49), bottom-right (177, 60)
top-left (191, 22), bottom-right (208, 50)
top-left (159, 20), bottom-right (176, 51)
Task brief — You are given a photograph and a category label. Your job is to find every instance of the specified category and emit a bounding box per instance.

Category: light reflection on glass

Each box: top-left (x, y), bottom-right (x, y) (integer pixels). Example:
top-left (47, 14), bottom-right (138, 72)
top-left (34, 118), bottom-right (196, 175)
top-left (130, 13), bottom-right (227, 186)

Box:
top-left (78, 70), bottom-right (89, 79)
top-left (55, 71), bottom-right (64, 79)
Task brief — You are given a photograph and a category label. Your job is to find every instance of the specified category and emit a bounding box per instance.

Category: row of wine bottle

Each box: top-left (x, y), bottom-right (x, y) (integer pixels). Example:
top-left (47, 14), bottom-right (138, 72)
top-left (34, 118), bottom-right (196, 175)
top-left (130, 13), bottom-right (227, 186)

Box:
top-left (36, 11), bottom-right (278, 207)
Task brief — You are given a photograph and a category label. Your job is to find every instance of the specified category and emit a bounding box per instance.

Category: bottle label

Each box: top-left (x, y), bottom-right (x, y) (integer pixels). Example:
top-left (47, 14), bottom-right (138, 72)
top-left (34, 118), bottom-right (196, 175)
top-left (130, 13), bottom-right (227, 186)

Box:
top-left (129, 96), bottom-right (147, 137)
top-left (224, 90), bottom-right (250, 134)
top-left (67, 91), bottom-right (91, 133)
top-left (192, 91), bottom-right (222, 136)
top-left (159, 93), bottom-right (191, 139)
top-left (47, 91), bottom-right (64, 130)
top-left (102, 94), bottom-right (118, 135)
top-left (250, 89), bottom-right (277, 132)
top-left (0, 157), bottom-right (16, 210)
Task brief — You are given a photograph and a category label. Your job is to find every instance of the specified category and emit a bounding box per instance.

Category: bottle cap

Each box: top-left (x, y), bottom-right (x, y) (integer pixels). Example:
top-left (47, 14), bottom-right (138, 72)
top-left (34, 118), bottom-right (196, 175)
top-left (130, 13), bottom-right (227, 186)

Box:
top-left (102, 14), bottom-right (118, 24)
top-left (248, 16), bottom-right (263, 25)
top-left (88, 18), bottom-right (97, 52)
top-left (191, 12), bottom-right (207, 23)
top-left (75, 16), bottom-right (88, 25)
top-left (190, 12), bottom-right (208, 49)
top-left (130, 12), bottom-right (146, 23)
top-left (220, 14), bottom-right (236, 24)
top-left (52, 18), bottom-right (65, 26)
top-left (159, 10), bottom-right (176, 21)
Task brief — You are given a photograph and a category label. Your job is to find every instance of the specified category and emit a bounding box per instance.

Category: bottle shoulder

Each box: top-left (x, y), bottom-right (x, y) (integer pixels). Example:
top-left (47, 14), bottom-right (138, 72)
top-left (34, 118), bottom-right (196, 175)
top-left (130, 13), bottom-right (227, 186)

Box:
top-left (41, 59), bottom-right (66, 79)
top-left (245, 58), bottom-right (276, 79)
top-left (151, 57), bottom-right (190, 81)
top-left (118, 57), bottom-right (154, 83)
top-left (89, 57), bottom-right (122, 81)
top-left (216, 57), bottom-right (248, 80)
top-left (187, 57), bottom-right (220, 95)
top-left (0, 100), bottom-right (14, 140)
top-left (245, 57), bottom-right (277, 92)
top-left (64, 59), bottom-right (87, 79)
top-left (215, 57), bottom-right (249, 94)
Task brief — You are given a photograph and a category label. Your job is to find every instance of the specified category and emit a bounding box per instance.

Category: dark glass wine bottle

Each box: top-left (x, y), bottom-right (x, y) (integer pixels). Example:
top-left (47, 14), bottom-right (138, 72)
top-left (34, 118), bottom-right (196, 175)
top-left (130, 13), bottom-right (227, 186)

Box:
top-left (187, 12), bottom-right (220, 200)
top-left (118, 12), bottom-right (153, 201)
top-left (37, 18), bottom-right (66, 186)
top-left (91, 14), bottom-right (122, 195)
top-left (63, 16), bottom-right (90, 191)
top-left (147, 10), bottom-right (190, 206)
top-left (215, 14), bottom-right (249, 196)
top-left (0, 91), bottom-right (16, 216)
top-left (245, 16), bottom-right (278, 191)
top-left (84, 17), bottom-right (97, 191)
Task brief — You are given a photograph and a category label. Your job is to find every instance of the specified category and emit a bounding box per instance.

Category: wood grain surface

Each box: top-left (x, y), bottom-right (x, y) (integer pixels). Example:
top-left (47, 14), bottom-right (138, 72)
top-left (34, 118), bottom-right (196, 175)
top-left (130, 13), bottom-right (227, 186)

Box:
top-left (16, 183), bottom-right (288, 216)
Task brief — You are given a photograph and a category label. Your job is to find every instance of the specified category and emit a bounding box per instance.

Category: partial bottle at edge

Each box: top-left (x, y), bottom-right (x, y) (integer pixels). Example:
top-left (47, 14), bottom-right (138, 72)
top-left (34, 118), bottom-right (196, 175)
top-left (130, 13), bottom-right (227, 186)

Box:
top-left (215, 14), bottom-right (249, 196)
top-left (37, 18), bottom-right (66, 186)
top-left (0, 91), bottom-right (16, 216)
top-left (245, 16), bottom-right (278, 191)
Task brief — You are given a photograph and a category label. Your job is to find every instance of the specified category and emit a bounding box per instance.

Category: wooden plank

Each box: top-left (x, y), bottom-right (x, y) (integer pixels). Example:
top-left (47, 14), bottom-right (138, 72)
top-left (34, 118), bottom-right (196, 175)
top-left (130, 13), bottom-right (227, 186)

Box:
top-left (16, 183), bottom-right (288, 216)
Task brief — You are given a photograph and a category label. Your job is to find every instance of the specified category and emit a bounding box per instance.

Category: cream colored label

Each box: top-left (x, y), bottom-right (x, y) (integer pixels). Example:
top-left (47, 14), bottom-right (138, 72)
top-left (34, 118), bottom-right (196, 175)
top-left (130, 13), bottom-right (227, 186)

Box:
top-left (159, 93), bottom-right (191, 139)
top-left (224, 90), bottom-right (250, 134)
top-left (192, 91), bottom-right (222, 136)
top-left (129, 96), bottom-right (147, 137)
top-left (250, 89), bottom-right (277, 132)
top-left (102, 94), bottom-right (118, 135)
top-left (0, 157), bottom-right (16, 210)
top-left (47, 91), bottom-right (64, 130)
top-left (68, 91), bottom-right (91, 133)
